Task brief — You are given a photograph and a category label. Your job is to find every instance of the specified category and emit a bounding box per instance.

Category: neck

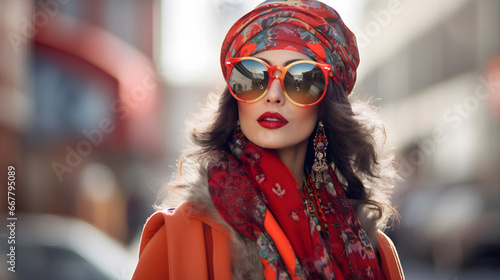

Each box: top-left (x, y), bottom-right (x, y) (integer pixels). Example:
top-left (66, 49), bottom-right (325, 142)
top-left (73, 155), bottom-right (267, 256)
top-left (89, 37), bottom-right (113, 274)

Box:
top-left (276, 139), bottom-right (308, 189)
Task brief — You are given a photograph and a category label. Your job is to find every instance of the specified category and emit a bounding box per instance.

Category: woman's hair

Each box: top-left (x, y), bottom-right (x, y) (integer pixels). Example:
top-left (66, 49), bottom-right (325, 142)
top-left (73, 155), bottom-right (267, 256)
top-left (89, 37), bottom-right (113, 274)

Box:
top-left (166, 81), bottom-right (399, 233)
top-left (313, 83), bottom-right (399, 232)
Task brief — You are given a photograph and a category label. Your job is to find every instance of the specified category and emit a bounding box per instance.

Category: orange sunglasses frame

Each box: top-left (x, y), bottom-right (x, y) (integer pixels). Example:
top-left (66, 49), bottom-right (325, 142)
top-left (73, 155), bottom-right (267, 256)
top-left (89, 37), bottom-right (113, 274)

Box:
top-left (225, 57), bottom-right (333, 107)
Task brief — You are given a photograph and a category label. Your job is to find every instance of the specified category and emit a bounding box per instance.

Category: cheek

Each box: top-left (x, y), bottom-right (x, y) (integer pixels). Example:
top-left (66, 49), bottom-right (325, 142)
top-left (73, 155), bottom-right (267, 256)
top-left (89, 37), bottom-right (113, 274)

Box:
top-left (238, 102), bottom-right (249, 119)
top-left (237, 102), bottom-right (256, 133)
top-left (237, 102), bottom-right (250, 123)
top-left (290, 106), bottom-right (319, 134)
top-left (238, 103), bottom-right (271, 145)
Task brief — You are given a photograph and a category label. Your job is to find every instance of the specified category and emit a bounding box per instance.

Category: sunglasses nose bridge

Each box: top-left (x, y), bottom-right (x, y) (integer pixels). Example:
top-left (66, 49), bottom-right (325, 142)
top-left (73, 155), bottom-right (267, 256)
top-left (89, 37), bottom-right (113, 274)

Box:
top-left (267, 65), bottom-right (287, 90)
top-left (270, 65), bottom-right (286, 78)
top-left (268, 65), bottom-right (288, 92)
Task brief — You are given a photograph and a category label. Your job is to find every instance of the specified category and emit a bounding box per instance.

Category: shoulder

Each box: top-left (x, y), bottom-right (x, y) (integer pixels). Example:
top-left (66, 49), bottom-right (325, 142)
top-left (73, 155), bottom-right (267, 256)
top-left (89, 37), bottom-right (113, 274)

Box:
top-left (376, 231), bottom-right (405, 280)
top-left (136, 205), bottom-right (189, 255)
top-left (132, 203), bottom-right (233, 279)
top-left (132, 208), bottom-right (175, 279)
top-left (138, 203), bottom-right (230, 253)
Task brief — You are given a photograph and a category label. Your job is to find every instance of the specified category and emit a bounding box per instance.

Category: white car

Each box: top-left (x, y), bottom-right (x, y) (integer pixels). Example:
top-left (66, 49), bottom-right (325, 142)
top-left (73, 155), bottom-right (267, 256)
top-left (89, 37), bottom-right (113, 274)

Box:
top-left (4, 214), bottom-right (137, 280)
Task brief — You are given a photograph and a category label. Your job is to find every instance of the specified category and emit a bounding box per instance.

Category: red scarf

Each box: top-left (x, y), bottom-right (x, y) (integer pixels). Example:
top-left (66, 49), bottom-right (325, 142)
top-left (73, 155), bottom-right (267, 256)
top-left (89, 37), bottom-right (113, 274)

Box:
top-left (208, 140), bottom-right (382, 279)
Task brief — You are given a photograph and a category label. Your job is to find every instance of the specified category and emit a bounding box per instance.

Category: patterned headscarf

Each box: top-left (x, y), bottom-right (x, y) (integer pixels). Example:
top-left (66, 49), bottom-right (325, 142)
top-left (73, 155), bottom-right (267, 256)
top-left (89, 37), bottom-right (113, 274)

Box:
top-left (220, 0), bottom-right (360, 94)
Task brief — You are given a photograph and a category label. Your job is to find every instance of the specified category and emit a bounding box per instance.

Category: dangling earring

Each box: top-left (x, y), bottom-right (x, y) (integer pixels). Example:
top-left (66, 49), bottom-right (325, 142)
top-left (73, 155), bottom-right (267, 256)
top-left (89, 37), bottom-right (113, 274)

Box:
top-left (312, 121), bottom-right (329, 183)
top-left (232, 120), bottom-right (245, 157)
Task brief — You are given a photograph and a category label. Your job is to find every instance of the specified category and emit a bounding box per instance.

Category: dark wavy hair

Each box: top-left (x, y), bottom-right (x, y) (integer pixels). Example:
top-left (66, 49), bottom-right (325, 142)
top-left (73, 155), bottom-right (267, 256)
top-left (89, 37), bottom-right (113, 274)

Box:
top-left (169, 81), bottom-right (399, 237)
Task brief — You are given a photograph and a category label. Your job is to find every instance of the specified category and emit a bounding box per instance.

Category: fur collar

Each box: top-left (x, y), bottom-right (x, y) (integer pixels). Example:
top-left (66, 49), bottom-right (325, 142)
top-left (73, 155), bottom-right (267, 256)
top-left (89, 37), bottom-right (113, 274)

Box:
top-left (163, 157), bottom-right (264, 279)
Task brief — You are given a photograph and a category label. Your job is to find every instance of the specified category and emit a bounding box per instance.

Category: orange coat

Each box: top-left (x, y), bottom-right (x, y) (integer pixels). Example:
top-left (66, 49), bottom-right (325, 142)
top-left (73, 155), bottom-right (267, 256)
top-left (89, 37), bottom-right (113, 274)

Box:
top-left (132, 203), bottom-right (404, 280)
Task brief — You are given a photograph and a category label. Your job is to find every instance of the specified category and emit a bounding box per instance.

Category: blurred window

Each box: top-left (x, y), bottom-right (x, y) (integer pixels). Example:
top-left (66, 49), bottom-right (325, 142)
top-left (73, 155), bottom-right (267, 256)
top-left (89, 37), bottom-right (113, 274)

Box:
top-left (361, 2), bottom-right (477, 101)
top-left (26, 48), bottom-right (116, 145)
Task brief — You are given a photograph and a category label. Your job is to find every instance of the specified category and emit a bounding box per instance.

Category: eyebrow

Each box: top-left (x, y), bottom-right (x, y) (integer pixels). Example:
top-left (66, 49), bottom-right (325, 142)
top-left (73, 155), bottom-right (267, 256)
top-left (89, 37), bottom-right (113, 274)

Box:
top-left (255, 57), bottom-right (307, 66)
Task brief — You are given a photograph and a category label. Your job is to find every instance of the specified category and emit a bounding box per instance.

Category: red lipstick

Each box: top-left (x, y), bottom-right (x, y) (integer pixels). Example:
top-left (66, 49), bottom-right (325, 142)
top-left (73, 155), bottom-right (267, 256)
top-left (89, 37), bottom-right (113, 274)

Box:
top-left (257, 112), bottom-right (289, 129)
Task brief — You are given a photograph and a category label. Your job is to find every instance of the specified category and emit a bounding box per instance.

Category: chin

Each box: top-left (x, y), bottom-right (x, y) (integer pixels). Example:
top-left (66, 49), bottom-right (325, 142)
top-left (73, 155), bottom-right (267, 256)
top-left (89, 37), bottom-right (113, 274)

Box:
top-left (248, 132), bottom-right (284, 149)
top-left (245, 137), bottom-right (276, 150)
top-left (242, 125), bottom-right (311, 151)
top-left (250, 136), bottom-right (303, 151)
top-left (254, 142), bottom-right (285, 150)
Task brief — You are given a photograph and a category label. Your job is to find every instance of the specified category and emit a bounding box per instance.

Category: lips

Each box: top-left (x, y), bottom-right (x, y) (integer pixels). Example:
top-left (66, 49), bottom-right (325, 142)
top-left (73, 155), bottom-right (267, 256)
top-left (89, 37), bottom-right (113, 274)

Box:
top-left (257, 112), bottom-right (289, 129)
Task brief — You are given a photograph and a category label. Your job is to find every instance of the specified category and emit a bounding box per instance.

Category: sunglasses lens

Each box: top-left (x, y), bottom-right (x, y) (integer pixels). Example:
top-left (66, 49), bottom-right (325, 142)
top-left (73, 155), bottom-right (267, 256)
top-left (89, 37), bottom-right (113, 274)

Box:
top-left (229, 59), bottom-right (269, 101)
top-left (284, 63), bottom-right (326, 105)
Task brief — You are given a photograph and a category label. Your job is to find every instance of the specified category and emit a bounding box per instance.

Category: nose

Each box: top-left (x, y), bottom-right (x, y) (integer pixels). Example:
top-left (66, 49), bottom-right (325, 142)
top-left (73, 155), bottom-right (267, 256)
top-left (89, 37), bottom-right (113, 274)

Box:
top-left (265, 75), bottom-right (285, 105)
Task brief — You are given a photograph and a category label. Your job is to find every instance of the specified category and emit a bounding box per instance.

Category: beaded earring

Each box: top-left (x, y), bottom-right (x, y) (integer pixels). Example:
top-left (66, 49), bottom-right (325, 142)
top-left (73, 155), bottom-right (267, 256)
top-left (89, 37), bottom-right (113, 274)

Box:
top-left (232, 120), bottom-right (245, 157)
top-left (312, 121), bottom-right (329, 183)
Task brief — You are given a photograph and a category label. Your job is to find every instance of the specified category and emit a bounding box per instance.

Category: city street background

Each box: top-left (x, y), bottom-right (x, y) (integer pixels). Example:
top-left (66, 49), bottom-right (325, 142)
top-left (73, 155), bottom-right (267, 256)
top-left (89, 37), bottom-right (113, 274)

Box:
top-left (1, 0), bottom-right (499, 279)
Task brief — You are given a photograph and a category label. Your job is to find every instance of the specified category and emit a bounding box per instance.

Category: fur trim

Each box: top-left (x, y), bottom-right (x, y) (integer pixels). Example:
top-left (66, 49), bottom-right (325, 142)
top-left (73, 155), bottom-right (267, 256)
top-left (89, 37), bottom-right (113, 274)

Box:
top-left (158, 156), bottom-right (264, 279)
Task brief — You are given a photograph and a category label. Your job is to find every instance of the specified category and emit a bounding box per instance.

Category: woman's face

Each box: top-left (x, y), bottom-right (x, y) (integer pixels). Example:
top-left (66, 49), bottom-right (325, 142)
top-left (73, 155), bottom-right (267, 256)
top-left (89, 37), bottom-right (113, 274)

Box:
top-left (238, 49), bottom-right (319, 150)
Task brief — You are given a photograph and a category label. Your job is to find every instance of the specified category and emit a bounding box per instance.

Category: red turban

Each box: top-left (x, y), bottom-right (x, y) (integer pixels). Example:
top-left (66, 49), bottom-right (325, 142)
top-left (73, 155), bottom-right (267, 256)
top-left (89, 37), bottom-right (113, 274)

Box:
top-left (221, 0), bottom-right (360, 94)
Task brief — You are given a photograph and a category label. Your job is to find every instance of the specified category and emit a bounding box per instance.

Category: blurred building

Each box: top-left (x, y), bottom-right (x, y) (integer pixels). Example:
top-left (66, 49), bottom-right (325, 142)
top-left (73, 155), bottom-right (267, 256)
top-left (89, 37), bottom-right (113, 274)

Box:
top-left (1, 0), bottom-right (165, 248)
top-left (0, 0), bottom-right (31, 207)
top-left (355, 0), bottom-right (500, 276)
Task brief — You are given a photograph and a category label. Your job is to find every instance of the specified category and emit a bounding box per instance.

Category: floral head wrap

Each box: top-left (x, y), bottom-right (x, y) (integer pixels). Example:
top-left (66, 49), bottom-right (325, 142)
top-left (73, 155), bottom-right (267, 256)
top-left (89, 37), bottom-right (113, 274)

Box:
top-left (221, 0), bottom-right (360, 94)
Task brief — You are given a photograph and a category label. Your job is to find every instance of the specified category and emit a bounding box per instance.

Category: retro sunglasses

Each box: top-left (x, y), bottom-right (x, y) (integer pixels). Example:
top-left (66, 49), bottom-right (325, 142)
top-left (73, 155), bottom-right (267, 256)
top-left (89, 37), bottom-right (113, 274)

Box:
top-left (224, 57), bottom-right (333, 107)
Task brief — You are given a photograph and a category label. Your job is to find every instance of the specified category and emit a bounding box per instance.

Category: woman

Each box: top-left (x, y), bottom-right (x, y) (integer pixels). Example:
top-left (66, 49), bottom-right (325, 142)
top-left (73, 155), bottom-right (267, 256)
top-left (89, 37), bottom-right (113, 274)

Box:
top-left (133, 0), bottom-right (403, 279)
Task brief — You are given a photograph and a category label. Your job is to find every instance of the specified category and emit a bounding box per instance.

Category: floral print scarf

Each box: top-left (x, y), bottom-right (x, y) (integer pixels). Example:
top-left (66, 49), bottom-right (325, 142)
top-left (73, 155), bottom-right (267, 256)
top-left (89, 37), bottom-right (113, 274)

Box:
top-left (208, 140), bottom-right (383, 279)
